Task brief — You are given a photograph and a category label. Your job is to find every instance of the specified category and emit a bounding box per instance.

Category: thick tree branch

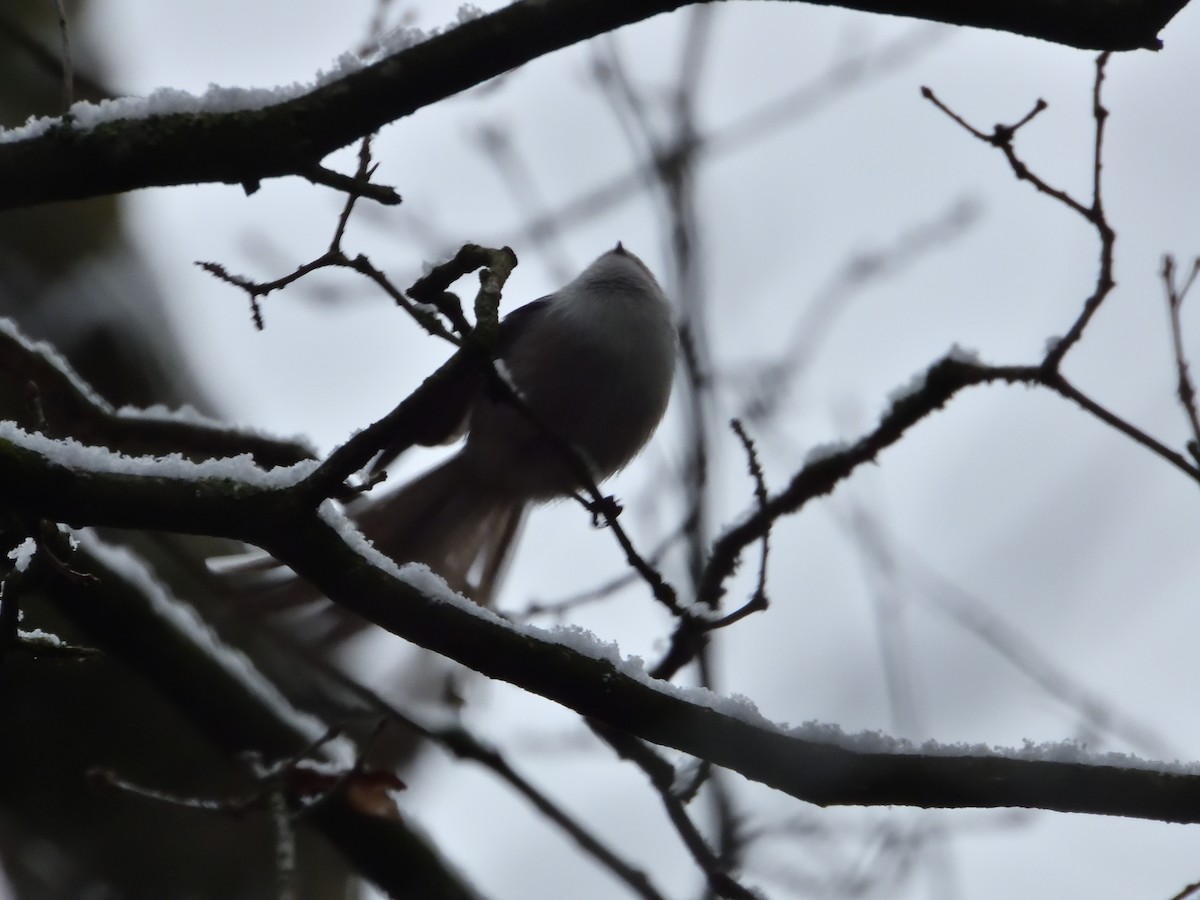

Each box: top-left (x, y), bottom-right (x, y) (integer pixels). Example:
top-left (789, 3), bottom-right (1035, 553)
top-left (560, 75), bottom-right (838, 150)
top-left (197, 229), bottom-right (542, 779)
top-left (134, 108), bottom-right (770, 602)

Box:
top-left (809, 0), bottom-right (1186, 48)
top-left (0, 323), bottom-right (316, 468)
top-left (0, 0), bottom-right (1187, 211)
top-left (4, 351), bottom-right (1200, 824)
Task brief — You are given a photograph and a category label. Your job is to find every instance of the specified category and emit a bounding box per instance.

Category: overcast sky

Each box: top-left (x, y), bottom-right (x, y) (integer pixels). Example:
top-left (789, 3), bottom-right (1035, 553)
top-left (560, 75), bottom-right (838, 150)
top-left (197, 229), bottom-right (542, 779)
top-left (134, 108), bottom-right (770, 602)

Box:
top-left (66, 1), bottom-right (1200, 897)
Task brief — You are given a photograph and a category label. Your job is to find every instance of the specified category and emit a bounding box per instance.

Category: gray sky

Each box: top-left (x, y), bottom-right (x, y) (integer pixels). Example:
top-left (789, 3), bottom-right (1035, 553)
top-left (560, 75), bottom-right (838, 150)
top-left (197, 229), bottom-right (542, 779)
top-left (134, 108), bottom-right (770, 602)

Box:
top-left (76, 1), bottom-right (1200, 897)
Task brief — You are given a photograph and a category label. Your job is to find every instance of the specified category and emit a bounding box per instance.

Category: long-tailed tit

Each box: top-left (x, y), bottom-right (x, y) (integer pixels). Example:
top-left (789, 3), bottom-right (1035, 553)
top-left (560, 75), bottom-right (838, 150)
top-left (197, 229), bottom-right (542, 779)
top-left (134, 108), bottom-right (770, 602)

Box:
top-left (233, 245), bottom-right (676, 609)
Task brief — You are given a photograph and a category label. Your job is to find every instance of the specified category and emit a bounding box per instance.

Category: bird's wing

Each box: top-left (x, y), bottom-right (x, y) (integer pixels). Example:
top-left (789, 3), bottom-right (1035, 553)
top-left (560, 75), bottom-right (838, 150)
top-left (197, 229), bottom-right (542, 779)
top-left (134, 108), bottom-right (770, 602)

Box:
top-left (368, 297), bottom-right (552, 475)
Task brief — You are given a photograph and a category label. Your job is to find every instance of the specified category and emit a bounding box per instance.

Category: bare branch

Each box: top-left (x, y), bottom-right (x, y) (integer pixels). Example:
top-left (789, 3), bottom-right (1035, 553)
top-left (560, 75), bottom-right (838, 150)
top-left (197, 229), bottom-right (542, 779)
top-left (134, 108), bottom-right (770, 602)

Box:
top-left (1044, 51), bottom-right (1117, 367)
top-left (6, 353), bottom-right (1200, 823)
top-left (710, 418), bottom-right (770, 629)
top-left (199, 246), bottom-right (456, 342)
top-left (299, 161), bottom-right (401, 208)
top-left (592, 724), bottom-right (760, 900)
top-left (1044, 369), bottom-right (1199, 479)
top-left (514, 517), bottom-right (692, 620)
top-left (198, 254), bottom-right (340, 329)
top-left (1170, 878), bottom-right (1200, 900)
top-left (478, 358), bottom-right (684, 615)
top-left (0, 11), bottom-right (113, 103)
top-left (1162, 254), bottom-right (1200, 458)
top-left (309, 675), bottom-right (672, 900)
top-left (920, 91), bottom-right (1085, 216)
top-left (924, 53), bottom-right (1118, 371)
top-left (52, 0), bottom-right (73, 111)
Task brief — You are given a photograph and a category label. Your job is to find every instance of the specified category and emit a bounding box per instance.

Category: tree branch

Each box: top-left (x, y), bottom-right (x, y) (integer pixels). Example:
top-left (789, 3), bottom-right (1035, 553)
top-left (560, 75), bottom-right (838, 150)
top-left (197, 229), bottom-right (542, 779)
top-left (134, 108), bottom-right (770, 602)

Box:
top-left (0, 0), bottom-right (1186, 211)
top-left (4, 355), bottom-right (1200, 824)
top-left (0, 322), bottom-right (316, 468)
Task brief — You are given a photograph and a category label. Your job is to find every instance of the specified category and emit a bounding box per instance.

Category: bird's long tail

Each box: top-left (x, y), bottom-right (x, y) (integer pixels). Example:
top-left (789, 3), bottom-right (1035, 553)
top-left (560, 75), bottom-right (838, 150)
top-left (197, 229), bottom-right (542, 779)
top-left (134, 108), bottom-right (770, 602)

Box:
top-left (351, 455), bottom-right (526, 606)
top-left (214, 455), bottom-right (526, 640)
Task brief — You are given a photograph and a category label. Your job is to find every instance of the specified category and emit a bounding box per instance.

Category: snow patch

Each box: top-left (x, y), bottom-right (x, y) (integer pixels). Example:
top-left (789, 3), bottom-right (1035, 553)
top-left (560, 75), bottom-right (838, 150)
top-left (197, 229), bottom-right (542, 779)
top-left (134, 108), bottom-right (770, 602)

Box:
top-left (0, 420), bottom-right (316, 487)
top-left (0, 318), bottom-right (110, 410)
top-left (7, 537), bottom-right (37, 573)
top-left (783, 721), bottom-right (1200, 774)
top-left (0, 7), bottom-right (484, 144)
top-left (886, 343), bottom-right (982, 410)
top-left (16, 627), bottom-right (64, 647)
top-left (803, 440), bottom-right (849, 465)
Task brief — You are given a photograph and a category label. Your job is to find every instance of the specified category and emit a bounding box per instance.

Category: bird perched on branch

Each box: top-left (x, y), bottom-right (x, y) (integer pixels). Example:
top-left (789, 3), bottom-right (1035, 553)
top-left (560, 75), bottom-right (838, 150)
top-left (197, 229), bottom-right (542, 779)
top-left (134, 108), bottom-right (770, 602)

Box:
top-left (224, 244), bottom-right (677, 618)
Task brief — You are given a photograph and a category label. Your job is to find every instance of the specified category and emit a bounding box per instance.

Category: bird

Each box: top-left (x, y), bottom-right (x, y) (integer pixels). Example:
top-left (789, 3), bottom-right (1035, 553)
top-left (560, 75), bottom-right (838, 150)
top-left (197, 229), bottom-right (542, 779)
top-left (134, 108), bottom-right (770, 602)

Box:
top-left (226, 244), bottom-right (677, 617)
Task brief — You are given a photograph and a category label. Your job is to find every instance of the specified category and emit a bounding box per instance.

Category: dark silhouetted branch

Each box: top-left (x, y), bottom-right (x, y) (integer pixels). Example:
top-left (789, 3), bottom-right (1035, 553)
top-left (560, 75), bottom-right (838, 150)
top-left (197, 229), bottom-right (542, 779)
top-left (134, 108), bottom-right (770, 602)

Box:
top-left (0, 1), bottom-right (1186, 210)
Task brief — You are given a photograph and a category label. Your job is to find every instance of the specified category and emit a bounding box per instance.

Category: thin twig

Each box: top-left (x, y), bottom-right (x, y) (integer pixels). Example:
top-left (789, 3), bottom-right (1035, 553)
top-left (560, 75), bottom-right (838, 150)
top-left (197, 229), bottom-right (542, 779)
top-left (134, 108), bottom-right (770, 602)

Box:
top-left (1044, 370), bottom-right (1200, 480)
top-left (301, 162), bottom-right (401, 208)
top-left (1162, 254), bottom-right (1200, 458)
top-left (53, 0), bottom-right (73, 111)
top-left (12, 630), bottom-right (101, 659)
top-left (0, 11), bottom-right (110, 102)
top-left (266, 780), bottom-right (298, 900)
top-left (921, 89), bottom-right (1083, 213)
top-left (199, 247), bottom-right (455, 341)
top-left (515, 514), bottom-right (693, 620)
top-left (89, 725), bottom-right (357, 831)
top-left (331, 137), bottom-right (384, 250)
top-left (1168, 878), bottom-right (1200, 900)
top-left (1044, 51), bottom-right (1116, 368)
top-left (276, 665), bottom-right (670, 900)
top-left (343, 252), bottom-right (461, 342)
top-left (299, 246), bottom-right (520, 498)
top-left (706, 419), bottom-right (770, 630)
top-left (592, 724), bottom-right (760, 900)
top-left (479, 361), bottom-right (683, 615)
top-left (923, 52), bottom-right (1118, 371)
top-left (434, 724), bottom-right (669, 900)
top-left (198, 255), bottom-right (335, 329)
top-left (199, 139), bottom-right (411, 332)
top-left (89, 768), bottom-right (245, 813)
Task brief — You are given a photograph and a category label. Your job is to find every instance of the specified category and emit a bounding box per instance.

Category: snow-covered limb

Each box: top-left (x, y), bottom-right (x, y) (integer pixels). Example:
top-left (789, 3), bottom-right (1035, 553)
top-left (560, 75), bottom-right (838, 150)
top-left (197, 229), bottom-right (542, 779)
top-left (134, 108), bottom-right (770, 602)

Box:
top-left (0, 0), bottom-right (1182, 211)
top-left (8, 411), bottom-right (1200, 823)
top-left (695, 354), bottom-right (1041, 614)
top-left (7, 536), bottom-right (37, 573)
top-left (696, 342), bottom-right (1200, 620)
top-left (0, 318), bottom-right (316, 469)
top-left (172, 498), bottom-right (1200, 824)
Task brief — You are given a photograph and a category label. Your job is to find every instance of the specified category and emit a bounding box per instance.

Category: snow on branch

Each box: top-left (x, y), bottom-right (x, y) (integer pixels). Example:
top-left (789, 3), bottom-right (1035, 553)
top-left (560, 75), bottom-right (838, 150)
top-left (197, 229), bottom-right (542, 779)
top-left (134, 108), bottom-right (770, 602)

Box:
top-left (0, 0), bottom-right (1187, 211)
top-left (5, 338), bottom-right (1200, 823)
top-left (0, 318), bottom-right (317, 468)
